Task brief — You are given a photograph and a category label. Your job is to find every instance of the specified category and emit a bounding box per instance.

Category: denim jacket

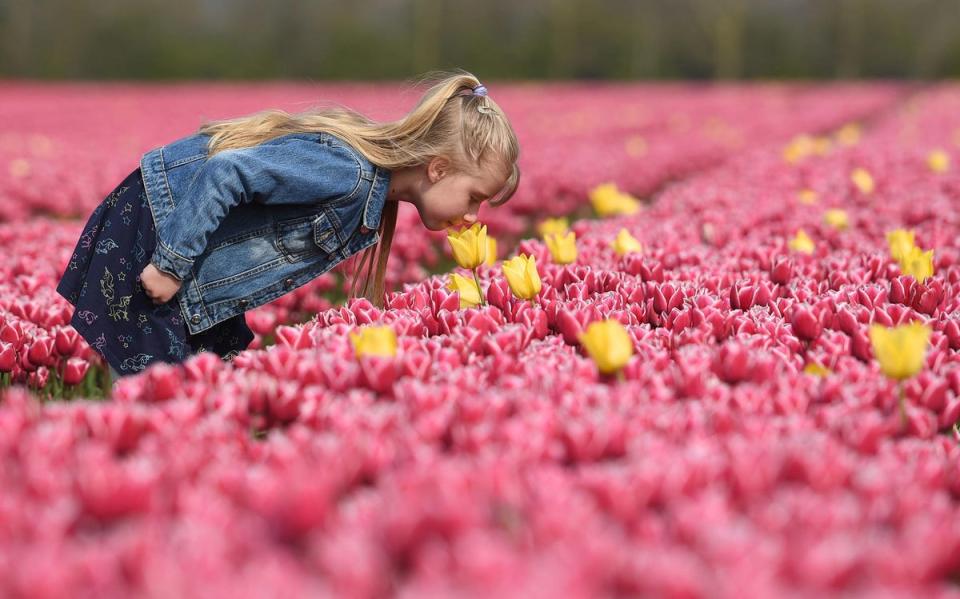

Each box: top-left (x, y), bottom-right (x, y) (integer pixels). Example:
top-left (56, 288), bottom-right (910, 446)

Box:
top-left (139, 130), bottom-right (392, 335)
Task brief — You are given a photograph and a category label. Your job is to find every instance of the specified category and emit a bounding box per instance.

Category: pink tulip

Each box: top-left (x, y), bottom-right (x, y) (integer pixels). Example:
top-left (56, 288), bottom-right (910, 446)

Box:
top-left (358, 356), bottom-right (398, 395)
top-left (26, 335), bottom-right (55, 367)
top-left (0, 341), bottom-right (16, 372)
top-left (914, 280), bottom-right (945, 315)
top-left (246, 309), bottom-right (278, 336)
top-left (889, 275), bottom-right (916, 305)
top-left (54, 326), bottom-right (81, 356)
top-left (729, 282), bottom-right (772, 311)
top-left (141, 362), bottom-right (183, 401)
top-left (274, 324), bottom-right (314, 350)
top-left (769, 256), bottom-right (793, 284)
top-left (712, 342), bottom-right (752, 384)
top-left (83, 404), bottom-right (148, 452)
top-left (652, 283), bottom-right (684, 313)
top-left (267, 380), bottom-right (302, 423)
top-left (61, 357), bottom-right (90, 385)
top-left (790, 305), bottom-right (822, 341)
top-left (0, 321), bottom-right (24, 348)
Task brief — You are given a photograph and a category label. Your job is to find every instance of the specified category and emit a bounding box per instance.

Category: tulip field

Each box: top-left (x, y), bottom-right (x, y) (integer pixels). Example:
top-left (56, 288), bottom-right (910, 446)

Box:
top-left (5, 81), bottom-right (960, 597)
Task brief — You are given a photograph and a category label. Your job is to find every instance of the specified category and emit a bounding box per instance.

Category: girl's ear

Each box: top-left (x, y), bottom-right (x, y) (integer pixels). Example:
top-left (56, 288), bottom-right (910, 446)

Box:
top-left (427, 156), bottom-right (449, 183)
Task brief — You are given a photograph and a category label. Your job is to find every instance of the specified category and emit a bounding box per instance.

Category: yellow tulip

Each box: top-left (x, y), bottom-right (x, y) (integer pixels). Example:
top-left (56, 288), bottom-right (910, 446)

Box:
top-left (812, 136), bottom-right (833, 156)
top-left (349, 325), bottom-right (397, 359)
top-left (851, 168), bottom-right (875, 195)
top-left (501, 254), bottom-right (541, 301)
top-left (868, 321), bottom-right (931, 381)
top-left (834, 123), bottom-right (861, 146)
top-left (537, 217), bottom-right (569, 237)
top-left (485, 236), bottom-right (498, 266)
top-left (544, 231), bottom-right (577, 264)
top-left (578, 319), bottom-right (634, 375)
top-left (899, 246), bottom-right (935, 284)
top-left (589, 182), bottom-right (640, 217)
top-left (788, 229), bottom-right (815, 255)
top-left (590, 182), bottom-right (619, 212)
top-left (611, 228), bottom-right (643, 255)
top-left (783, 134), bottom-right (815, 164)
top-left (886, 228), bottom-right (916, 262)
top-left (927, 149), bottom-right (950, 174)
top-left (446, 273), bottom-right (483, 309)
top-left (823, 209), bottom-right (849, 230)
top-left (803, 362), bottom-right (832, 377)
top-left (447, 223), bottom-right (487, 269)
top-left (797, 189), bottom-right (819, 205)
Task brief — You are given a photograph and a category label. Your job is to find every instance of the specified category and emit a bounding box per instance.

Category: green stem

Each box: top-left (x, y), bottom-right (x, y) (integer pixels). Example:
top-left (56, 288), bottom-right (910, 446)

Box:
top-left (472, 268), bottom-right (487, 307)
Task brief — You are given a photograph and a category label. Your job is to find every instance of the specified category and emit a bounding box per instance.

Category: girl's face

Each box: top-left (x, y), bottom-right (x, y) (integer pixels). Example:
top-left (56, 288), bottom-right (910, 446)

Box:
top-left (414, 157), bottom-right (505, 232)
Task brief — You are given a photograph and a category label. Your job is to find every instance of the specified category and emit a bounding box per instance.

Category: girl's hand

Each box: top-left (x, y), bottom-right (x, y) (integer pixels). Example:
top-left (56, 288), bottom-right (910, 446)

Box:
top-left (139, 263), bottom-right (183, 304)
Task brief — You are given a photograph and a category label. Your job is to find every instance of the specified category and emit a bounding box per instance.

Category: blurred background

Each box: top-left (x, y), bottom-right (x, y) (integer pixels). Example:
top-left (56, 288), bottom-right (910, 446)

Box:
top-left (3, 0), bottom-right (960, 81)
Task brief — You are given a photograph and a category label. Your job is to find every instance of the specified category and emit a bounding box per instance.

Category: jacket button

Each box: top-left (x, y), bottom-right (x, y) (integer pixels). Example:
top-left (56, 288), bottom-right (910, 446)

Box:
top-left (238, 299), bottom-right (248, 308)
top-left (284, 278), bottom-right (294, 288)
top-left (191, 314), bottom-right (201, 324)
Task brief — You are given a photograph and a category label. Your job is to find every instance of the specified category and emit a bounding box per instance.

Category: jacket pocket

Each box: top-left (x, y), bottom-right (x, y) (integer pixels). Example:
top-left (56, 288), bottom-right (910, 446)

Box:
top-left (276, 210), bottom-right (342, 262)
top-left (313, 211), bottom-right (342, 254)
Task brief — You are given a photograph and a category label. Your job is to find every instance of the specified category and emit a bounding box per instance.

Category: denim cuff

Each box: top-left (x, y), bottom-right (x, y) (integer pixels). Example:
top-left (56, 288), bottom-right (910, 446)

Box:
top-left (150, 241), bottom-right (193, 281)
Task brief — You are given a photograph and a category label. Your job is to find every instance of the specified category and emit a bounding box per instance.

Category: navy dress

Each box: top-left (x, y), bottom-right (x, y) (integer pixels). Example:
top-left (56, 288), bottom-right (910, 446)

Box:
top-left (56, 167), bottom-right (255, 377)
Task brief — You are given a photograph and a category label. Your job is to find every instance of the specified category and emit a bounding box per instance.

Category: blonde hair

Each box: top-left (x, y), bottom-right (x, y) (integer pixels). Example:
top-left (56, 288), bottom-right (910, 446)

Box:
top-left (195, 68), bottom-right (521, 308)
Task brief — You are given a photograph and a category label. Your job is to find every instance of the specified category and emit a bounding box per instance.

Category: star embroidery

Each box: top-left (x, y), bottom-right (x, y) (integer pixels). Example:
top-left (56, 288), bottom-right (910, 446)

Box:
top-left (122, 215), bottom-right (132, 226)
top-left (117, 272), bottom-right (126, 281)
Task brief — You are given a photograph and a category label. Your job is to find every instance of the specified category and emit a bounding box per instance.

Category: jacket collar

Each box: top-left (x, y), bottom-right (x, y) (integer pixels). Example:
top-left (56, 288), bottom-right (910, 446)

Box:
top-left (321, 132), bottom-right (393, 233)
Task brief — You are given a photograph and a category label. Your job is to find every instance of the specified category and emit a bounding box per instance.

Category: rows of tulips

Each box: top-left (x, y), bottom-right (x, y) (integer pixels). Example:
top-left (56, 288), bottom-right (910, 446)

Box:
top-left (0, 83), bottom-right (960, 597)
top-left (0, 84), bottom-right (904, 393)
top-left (1, 84), bottom-right (960, 596)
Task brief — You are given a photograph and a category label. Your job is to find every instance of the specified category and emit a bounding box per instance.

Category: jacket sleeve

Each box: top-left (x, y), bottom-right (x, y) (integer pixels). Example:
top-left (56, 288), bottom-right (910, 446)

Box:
top-left (149, 137), bottom-right (362, 281)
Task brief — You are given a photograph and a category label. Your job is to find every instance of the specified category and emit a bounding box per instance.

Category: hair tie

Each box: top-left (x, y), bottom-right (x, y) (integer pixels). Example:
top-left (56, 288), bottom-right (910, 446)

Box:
top-left (472, 83), bottom-right (494, 114)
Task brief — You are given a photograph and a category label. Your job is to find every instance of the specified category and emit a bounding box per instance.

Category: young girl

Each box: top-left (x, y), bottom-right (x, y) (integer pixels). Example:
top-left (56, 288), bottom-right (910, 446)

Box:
top-left (55, 69), bottom-right (521, 386)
